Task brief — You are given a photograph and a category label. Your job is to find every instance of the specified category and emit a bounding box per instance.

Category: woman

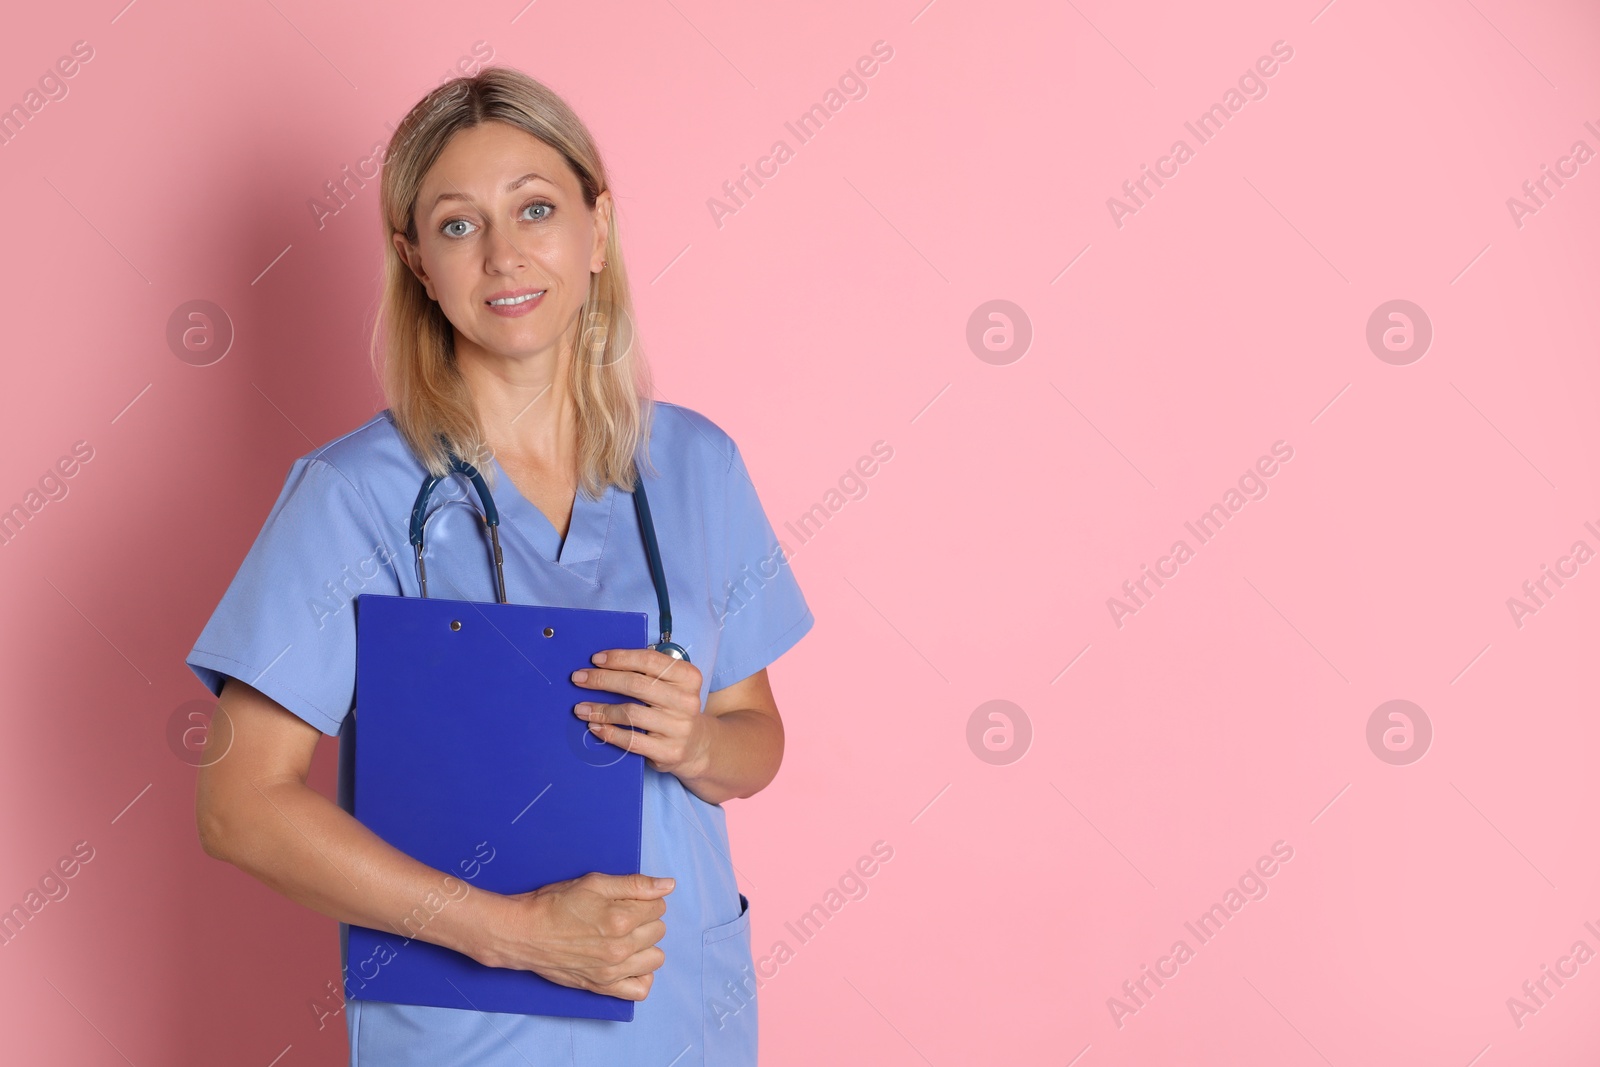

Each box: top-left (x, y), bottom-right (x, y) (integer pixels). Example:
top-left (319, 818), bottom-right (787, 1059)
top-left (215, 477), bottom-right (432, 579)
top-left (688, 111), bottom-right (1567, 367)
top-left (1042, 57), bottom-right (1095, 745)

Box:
top-left (187, 66), bottom-right (813, 1066)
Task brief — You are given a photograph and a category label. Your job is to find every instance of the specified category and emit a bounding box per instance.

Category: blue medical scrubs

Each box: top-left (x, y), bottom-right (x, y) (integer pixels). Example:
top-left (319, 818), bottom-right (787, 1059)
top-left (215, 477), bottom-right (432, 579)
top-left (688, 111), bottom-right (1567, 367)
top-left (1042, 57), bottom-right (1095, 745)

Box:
top-left (185, 400), bottom-right (814, 1066)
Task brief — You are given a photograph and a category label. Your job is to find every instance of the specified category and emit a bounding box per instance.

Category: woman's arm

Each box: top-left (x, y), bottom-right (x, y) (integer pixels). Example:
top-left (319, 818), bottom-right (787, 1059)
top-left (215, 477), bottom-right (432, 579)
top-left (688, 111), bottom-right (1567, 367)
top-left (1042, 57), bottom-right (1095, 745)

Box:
top-left (196, 677), bottom-right (672, 999)
top-left (680, 668), bottom-right (785, 804)
top-left (573, 654), bottom-right (786, 805)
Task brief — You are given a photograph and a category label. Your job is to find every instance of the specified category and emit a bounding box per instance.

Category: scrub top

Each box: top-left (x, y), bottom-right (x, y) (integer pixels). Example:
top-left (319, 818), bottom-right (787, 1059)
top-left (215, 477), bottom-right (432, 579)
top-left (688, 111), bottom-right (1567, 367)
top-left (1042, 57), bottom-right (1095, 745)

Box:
top-left (185, 400), bottom-right (814, 1067)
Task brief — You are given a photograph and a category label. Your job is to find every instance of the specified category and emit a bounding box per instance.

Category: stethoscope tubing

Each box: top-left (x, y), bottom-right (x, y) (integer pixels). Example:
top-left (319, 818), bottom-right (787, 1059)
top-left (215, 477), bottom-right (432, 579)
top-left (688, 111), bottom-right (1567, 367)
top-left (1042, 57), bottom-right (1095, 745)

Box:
top-left (408, 452), bottom-right (688, 662)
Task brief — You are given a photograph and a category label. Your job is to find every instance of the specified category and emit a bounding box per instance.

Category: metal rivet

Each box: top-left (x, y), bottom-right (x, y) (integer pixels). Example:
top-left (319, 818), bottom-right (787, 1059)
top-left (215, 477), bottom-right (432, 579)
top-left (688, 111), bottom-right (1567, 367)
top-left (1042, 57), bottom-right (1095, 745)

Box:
top-left (450, 620), bottom-right (462, 631)
top-left (543, 627), bottom-right (555, 638)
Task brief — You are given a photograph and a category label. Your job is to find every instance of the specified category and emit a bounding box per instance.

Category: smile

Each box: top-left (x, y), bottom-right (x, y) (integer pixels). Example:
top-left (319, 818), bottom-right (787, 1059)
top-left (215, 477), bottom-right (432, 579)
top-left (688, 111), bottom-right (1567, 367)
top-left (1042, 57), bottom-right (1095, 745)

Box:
top-left (488, 290), bottom-right (545, 306)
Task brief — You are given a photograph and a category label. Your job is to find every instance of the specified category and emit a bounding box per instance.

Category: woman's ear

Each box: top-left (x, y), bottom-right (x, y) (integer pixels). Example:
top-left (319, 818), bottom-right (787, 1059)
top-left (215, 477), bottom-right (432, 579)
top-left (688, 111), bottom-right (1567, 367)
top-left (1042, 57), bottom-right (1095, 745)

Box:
top-left (392, 231), bottom-right (435, 300)
top-left (590, 189), bottom-right (613, 273)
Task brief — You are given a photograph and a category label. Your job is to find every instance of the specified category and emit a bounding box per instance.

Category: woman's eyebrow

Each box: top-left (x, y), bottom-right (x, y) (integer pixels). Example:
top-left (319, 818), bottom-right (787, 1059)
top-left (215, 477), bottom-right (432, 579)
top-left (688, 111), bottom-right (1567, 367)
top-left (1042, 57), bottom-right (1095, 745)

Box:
top-left (428, 172), bottom-right (555, 212)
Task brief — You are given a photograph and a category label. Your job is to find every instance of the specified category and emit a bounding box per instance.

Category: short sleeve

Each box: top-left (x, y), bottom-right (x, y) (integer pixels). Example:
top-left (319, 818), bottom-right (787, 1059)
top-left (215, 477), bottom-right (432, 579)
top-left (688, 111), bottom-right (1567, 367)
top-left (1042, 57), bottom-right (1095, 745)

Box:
top-left (707, 440), bottom-right (815, 691)
top-left (185, 457), bottom-right (402, 736)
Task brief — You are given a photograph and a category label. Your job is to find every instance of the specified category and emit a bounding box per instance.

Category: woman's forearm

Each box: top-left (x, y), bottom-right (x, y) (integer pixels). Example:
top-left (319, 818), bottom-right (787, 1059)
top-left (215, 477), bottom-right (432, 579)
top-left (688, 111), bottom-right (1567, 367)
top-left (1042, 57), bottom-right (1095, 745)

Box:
top-left (679, 708), bottom-right (785, 805)
top-left (199, 774), bottom-right (506, 966)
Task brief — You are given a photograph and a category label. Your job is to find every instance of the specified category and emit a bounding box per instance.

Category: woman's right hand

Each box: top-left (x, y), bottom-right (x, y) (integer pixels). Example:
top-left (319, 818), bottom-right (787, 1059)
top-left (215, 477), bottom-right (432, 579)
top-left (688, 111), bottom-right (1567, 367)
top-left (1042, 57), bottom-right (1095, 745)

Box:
top-left (479, 872), bottom-right (674, 1001)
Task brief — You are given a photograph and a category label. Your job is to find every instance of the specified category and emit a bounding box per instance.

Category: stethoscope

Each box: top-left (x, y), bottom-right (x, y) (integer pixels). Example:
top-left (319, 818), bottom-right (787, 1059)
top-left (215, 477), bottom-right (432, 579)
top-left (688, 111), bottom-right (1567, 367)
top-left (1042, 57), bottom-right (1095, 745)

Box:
top-left (408, 453), bottom-right (689, 662)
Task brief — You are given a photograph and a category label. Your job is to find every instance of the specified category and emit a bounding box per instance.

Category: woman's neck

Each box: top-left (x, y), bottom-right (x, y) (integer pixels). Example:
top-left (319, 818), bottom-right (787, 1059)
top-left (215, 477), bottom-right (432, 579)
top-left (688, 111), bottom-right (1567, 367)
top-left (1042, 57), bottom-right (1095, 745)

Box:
top-left (454, 333), bottom-right (579, 471)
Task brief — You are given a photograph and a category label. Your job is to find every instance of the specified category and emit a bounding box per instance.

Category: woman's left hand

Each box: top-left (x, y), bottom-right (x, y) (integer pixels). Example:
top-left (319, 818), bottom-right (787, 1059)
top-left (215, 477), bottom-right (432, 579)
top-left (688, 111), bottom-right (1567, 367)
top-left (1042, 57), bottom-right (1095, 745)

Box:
top-left (572, 649), bottom-right (711, 779)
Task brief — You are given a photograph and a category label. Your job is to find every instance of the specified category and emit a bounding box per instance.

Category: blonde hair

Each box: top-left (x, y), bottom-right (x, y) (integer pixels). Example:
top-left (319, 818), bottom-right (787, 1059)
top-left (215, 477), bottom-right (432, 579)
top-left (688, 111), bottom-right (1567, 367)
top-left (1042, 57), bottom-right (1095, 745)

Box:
top-left (371, 66), bottom-right (655, 499)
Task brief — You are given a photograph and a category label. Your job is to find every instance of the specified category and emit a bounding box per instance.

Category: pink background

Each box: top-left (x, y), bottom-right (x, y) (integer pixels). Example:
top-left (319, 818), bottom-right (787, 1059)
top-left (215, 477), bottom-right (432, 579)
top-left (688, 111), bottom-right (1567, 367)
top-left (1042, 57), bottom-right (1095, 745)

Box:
top-left (2, 0), bottom-right (1598, 1063)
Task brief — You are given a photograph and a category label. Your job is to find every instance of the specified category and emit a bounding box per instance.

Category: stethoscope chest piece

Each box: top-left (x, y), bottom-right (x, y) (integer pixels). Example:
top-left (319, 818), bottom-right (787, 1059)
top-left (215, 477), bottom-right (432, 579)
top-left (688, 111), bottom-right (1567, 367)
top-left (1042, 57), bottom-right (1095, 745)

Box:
top-left (652, 640), bottom-right (690, 662)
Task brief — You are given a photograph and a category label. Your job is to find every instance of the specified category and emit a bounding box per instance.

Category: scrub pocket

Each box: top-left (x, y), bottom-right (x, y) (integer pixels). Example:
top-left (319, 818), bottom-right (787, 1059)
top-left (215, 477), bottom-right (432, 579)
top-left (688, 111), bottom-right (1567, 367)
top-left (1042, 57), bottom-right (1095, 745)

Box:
top-left (701, 893), bottom-right (758, 1066)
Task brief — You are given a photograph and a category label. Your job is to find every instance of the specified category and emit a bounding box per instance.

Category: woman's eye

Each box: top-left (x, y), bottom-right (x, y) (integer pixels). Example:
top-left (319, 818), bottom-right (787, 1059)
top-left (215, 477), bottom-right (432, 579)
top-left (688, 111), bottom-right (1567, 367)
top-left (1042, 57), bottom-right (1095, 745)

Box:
top-left (440, 202), bottom-right (549, 238)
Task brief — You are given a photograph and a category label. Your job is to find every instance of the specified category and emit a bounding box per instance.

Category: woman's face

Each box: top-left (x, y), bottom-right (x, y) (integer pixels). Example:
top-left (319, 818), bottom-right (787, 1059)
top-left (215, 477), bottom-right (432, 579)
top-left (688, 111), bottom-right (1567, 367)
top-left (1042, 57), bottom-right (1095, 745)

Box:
top-left (396, 120), bottom-right (611, 367)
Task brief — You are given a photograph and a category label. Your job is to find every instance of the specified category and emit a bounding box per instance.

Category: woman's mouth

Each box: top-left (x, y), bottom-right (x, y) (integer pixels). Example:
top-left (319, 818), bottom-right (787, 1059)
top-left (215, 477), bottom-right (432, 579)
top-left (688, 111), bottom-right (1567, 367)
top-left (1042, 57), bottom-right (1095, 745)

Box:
top-left (485, 289), bottom-right (547, 317)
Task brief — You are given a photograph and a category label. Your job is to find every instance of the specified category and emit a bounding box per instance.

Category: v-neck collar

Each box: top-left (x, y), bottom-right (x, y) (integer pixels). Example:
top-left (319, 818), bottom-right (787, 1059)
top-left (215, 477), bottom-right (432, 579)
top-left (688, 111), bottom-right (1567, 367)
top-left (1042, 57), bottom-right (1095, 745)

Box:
top-left (486, 455), bottom-right (619, 575)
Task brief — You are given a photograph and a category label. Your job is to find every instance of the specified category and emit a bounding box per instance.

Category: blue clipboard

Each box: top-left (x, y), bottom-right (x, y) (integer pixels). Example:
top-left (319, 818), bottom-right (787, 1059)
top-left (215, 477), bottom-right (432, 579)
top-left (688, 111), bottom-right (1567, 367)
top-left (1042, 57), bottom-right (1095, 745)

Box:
top-left (344, 591), bottom-right (647, 1021)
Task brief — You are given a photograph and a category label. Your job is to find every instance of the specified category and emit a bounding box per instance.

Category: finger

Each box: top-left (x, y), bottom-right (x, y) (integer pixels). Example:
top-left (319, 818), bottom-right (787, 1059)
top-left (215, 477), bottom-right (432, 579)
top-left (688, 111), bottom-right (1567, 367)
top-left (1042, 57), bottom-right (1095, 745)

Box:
top-left (575, 701), bottom-right (670, 734)
top-left (610, 895), bottom-right (669, 928)
top-left (570, 666), bottom-right (655, 703)
top-left (611, 892), bottom-right (668, 922)
top-left (595, 974), bottom-right (651, 1001)
top-left (573, 670), bottom-right (703, 719)
top-left (586, 872), bottom-right (675, 899)
top-left (586, 718), bottom-right (673, 762)
top-left (578, 655), bottom-right (703, 697)
top-left (626, 917), bottom-right (667, 949)
top-left (610, 945), bottom-right (667, 979)
top-left (646, 653), bottom-right (695, 686)
top-left (597, 968), bottom-right (657, 1000)
top-left (596, 646), bottom-right (696, 687)
top-left (591, 647), bottom-right (700, 685)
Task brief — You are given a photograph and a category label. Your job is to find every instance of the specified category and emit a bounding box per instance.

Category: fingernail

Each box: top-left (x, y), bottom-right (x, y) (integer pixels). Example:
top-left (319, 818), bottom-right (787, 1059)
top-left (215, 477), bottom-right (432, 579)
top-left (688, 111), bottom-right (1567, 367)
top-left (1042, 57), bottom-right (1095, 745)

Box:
top-left (571, 670), bottom-right (588, 683)
top-left (592, 652), bottom-right (608, 665)
top-left (574, 704), bottom-right (590, 718)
